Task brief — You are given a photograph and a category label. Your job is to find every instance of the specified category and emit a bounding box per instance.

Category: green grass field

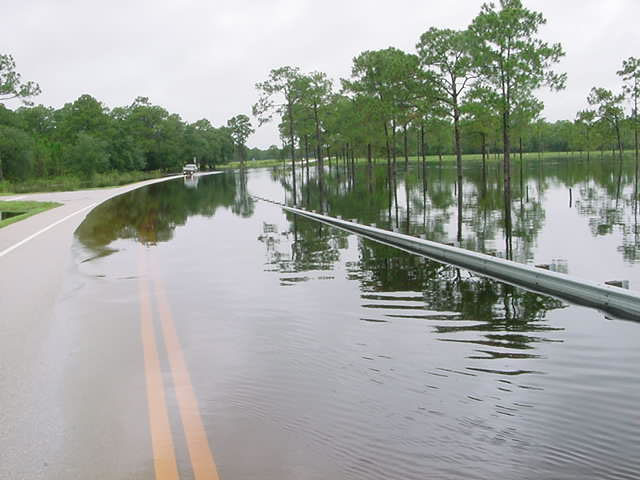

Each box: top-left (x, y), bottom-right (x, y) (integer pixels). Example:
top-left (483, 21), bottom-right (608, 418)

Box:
top-left (0, 200), bottom-right (61, 229)
top-left (0, 170), bottom-right (167, 195)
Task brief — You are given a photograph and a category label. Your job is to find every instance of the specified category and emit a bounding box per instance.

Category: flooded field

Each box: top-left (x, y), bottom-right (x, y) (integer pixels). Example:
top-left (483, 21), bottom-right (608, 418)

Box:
top-left (64, 159), bottom-right (640, 479)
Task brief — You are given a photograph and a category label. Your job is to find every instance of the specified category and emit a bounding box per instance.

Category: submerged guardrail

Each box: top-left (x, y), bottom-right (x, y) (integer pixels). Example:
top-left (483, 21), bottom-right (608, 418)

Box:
top-left (254, 197), bottom-right (640, 321)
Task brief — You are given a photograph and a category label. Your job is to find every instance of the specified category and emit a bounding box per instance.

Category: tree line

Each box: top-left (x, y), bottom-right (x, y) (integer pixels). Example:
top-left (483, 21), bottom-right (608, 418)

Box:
top-left (251, 0), bottom-right (640, 221)
top-left (0, 57), bottom-right (255, 183)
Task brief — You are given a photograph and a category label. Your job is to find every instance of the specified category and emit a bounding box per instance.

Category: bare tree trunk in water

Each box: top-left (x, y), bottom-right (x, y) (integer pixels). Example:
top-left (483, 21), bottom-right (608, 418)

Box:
top-left (421, 124), bottom-right (427, 195)
top-left (633, 94), bottom-right (640, 206)
top-left (392, 120), bottom-right (399, 227)
top-left (342, 145), bottom-right (347, 178)
top-left (313, 103), bottom-right (323, 193)
top-left (405, 175), bottom-right (410, 234)
top-left (519, 136), bottom-right (524, 202)
top-left (287, 100), bottom-right (297, 205)
top-left (384, 122), bottom-right (393, 224)
top-left (481, 132), bottom-right (487, 197)
top-left (351, 144), bottom-right (356, 188)
top-left (453, 104), bottom-right (463, 243)
top-left (503, 106), bottom-right (512, 251)
top-left (634, 93), bottom-right (639, 204)
top-left (304, 134), bottom-right (310, 189)
top-left (519, 136), bottom-right (523, 162)
top-left (616, 122), bottom-right (624, 205)
top-left (403, 123), bottom-right (409, 170)
top-left (367, 143), bottom-right (373, 193)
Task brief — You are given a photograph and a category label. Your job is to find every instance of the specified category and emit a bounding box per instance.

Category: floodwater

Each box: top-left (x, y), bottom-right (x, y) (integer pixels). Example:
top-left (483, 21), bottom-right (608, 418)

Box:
top-left (63, 159), bottom-right (640, 479)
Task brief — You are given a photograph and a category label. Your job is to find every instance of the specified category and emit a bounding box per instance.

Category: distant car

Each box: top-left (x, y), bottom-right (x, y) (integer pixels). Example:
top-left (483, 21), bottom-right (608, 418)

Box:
top-left (183, 163), bottom-right (198, 176)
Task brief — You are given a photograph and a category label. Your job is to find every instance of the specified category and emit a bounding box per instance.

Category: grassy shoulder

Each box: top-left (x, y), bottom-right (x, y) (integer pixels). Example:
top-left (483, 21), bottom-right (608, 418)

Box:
top-left (0, 170), bottom-right (167, 195)
top-left (0, 200), bottom-right (61, 229)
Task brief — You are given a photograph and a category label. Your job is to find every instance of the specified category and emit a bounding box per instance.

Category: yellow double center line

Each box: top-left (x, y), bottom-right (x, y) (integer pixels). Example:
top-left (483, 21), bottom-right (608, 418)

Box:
top-left (138, 247), bottom-right (220, 480)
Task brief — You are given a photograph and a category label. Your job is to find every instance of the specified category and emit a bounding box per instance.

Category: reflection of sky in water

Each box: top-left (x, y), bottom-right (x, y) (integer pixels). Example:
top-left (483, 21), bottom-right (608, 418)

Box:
top-left (69, 164), bottom-right (640, 479)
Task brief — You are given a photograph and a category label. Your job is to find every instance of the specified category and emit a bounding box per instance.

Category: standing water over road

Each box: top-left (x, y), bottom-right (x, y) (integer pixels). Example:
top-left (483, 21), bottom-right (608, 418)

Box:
top-left (61, 161), bottom-right (640, 479)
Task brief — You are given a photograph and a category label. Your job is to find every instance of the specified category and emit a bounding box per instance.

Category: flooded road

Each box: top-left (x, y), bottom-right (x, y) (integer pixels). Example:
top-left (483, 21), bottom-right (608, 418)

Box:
top-left (58, 161), bottom-right (640, 479)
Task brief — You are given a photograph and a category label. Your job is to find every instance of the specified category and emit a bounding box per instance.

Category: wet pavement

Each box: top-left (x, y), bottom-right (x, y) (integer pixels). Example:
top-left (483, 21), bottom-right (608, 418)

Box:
top-left (0, 173), bottom-right (215, 479)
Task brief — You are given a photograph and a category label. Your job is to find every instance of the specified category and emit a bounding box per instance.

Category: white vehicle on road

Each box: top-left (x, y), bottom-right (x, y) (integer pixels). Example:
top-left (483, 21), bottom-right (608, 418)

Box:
top-left (183, 163), bottom-right (198, 176)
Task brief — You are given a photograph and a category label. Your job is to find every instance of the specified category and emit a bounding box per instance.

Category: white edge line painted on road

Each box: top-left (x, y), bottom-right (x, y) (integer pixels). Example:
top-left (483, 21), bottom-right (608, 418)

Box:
top-left (1, 195), bottom-right (27, 202)
top-left (0, 203), bottom-right (97, 259)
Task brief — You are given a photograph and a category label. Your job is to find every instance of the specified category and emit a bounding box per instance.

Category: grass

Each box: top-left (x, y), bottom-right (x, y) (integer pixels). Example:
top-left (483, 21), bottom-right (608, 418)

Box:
top-left (0, 170), bottom-right (167, 195)
top-left (0, 200), bottom-right (61, 229)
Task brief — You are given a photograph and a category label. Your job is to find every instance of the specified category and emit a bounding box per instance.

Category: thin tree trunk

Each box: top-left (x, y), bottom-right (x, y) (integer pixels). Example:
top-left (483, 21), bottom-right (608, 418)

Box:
top-left (287, 100), bottom-right (297, 205)
top-left (503, 105), bottom-right (512, 245)
top-left (420, 123), bottom-right (428, 230)
top-left (635, 93), bottom-right (639, 202)
top-left (367, 142), bottom-right (372, 193)
top-left (453, 103), bottom-right (463, 243)
top-left (403, 124), bottom-right (409, 170)
top-left (392, 120), bottom-right (398, 225)
top-left (519, 136), bottom-right (523, 162)
top-left (313, 103), bottom-right (323, 192)
top-left (384, 122), bottom-right (393, 222)
top-left (304, 134), bottom-right (310, 188)
top-left (616, 121), bottom-right (624, 203)
top-left (351, 144), bottom-right (356, 188)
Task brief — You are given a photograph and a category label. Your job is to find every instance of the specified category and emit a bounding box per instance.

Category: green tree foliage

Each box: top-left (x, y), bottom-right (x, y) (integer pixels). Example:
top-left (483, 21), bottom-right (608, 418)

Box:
top-left (0, 87), bottom-right (236, 184)
top-left (226, 114), bottom-right (254, 165)
top-left (296, 71), bottom-right (333, 187)
top-left (253, 66), bottom-right (303, 203)
top-left (469, 0), bottom-right (565, 199)
top-left (587, 87), bottom-right (625, 161)
top-left (344, 47), bottom-right (422, 191)
top-left (618, 57), bottom-right (640, 177)
top-left (67, 132), bottom-right (110, 178)
top-left (0, 54), bottom-right (41, 105)
top-left (575, 110), bottom-right (597, 159)
top-left (417, 28), bottom-right (475, 186)
top-left (417, 27), bottom-right (476, 241)
top-left (0, 125), bottom-right (35, 180)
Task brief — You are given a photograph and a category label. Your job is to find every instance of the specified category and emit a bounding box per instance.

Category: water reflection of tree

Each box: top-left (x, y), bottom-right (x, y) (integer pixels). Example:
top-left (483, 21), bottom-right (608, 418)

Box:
top-left (76, 173), bottom-right (238, 250)
top-left (258, 214), bottom-right (346, 275)
top-left (266, 169), bottom-right (566, 366)
top-left (232, 170), bottom-right (256, 218)
top-left (355, 241), bottom-right (565, 360)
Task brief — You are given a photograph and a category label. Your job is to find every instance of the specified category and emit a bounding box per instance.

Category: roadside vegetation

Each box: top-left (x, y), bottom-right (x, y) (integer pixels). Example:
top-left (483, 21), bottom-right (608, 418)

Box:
top-left (0, 170), bottom-right (167, 194)
top-left (0, 200), bottom-right (60, 228)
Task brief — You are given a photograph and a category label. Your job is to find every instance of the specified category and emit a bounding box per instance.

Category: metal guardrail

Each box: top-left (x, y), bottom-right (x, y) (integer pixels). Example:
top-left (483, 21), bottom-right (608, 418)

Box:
top-left (267, 200), bottom-right (640, 321)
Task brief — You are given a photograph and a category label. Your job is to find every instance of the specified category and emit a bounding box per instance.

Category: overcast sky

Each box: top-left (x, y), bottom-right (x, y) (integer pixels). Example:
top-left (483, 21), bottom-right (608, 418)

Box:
top-left (4, 0), bottom-right (639, 148)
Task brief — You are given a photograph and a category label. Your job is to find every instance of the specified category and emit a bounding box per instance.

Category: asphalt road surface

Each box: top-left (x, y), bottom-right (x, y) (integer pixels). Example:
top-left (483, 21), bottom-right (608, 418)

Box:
top-left (0, 174), bottom-right (217, 480)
